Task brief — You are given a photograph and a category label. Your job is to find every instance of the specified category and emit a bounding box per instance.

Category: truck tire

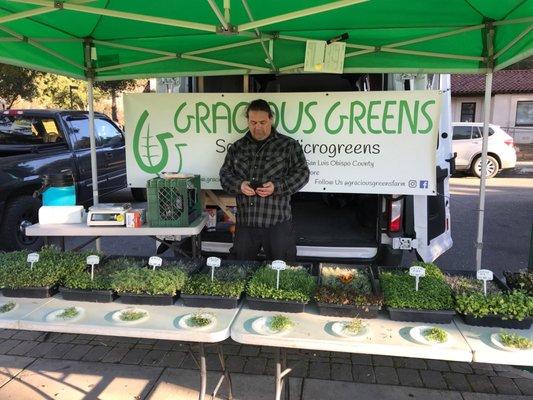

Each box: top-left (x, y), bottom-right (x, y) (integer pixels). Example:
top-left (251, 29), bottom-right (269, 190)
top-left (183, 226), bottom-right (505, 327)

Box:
top-left (131, 188), bottom-right (147, 202)
top-left (0, 195), bottom-right (43, 251)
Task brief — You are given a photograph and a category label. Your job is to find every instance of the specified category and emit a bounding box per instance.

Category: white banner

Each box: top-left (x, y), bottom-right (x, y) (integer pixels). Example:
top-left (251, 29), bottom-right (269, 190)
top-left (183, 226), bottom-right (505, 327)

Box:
top-left (124, 91), bottom-right (441, 195)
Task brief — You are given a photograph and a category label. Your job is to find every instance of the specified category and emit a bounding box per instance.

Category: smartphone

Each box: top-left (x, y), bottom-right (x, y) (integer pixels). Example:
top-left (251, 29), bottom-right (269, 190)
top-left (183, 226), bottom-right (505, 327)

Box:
top-left (249, 180), bottom-right (263, 190)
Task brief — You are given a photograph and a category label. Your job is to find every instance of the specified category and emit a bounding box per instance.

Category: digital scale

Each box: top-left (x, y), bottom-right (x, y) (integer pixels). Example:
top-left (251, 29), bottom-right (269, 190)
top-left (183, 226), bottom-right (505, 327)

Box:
top-left (87, 203), bottom-right (132, 226)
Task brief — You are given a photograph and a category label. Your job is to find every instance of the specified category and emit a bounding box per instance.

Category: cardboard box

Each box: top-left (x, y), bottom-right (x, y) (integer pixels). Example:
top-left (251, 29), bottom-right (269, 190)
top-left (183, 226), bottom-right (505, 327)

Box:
top-left (126, 208), bottom-right (146, 228)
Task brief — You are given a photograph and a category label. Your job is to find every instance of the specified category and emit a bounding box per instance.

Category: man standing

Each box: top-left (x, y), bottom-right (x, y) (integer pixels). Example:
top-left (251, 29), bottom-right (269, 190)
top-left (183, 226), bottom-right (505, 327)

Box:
top-left (219, 99), bottom-right (310, 261)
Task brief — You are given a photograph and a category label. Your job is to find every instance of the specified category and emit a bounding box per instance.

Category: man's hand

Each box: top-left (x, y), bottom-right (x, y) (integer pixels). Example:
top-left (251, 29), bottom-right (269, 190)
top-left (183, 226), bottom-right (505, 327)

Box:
top-left (256, 181), bottom-right (274, 197)
top-left (240, 181), bottom-right (256, 196)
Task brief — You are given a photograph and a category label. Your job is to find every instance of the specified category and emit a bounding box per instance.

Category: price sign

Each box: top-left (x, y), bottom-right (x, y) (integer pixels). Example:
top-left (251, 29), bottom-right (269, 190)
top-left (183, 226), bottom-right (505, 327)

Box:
top-left (271, 260), bottom-right (287, 289)
top-left (271, 260), bottom-right (287, 271)
top-left (87, 255), bottom-right (100, 266)
top-left (207, 257), bottom-right (221, 281)
top-left (477, 269), bottom-right (493, 296)
top-left (149, 256), bottom-right (163, 271)
top-left (86, 255), bottom-right (100, 281)
top-left (27, 253), bottom-right (39, 270)
top-left (409, 266), bottom-right (426, 291)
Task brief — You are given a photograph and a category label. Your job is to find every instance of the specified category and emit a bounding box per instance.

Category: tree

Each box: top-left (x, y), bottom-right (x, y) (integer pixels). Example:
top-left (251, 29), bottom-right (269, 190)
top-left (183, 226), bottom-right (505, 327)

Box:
top-left (0, 64), bottom-right (41, 109)
top-left (35, 74), bottom-right (92, 110)
top-left (95, 80), bottom-right (137, 121)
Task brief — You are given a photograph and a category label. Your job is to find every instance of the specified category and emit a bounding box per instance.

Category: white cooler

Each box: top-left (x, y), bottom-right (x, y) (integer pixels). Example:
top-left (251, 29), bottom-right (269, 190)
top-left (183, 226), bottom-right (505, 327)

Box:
top-left (38, 206), bottom-right (85, 224)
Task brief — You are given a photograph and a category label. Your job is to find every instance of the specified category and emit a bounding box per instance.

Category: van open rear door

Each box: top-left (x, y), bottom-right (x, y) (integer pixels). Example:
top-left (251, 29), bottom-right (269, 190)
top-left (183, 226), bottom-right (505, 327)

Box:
top-left (413, 74), bottom-right (453, 261)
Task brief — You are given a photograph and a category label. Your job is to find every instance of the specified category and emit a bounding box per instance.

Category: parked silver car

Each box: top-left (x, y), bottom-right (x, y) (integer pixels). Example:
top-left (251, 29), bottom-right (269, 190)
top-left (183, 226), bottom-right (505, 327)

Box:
top-left (451, 122), bottom-right (517, 178)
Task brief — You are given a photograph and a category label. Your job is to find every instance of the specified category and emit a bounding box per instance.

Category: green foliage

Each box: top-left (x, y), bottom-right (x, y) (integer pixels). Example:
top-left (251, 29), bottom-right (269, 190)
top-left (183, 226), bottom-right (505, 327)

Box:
top-left (64, 270), bottom-right (110, 290)
top-left (412, 262), bottom-right (446, 279)
top-left (110, 263), bottom-right (188, 295)
top-left (423, 327), bottom-right (448, 343)
top-left (34, 74), bottom-right (97, 110)
top-left (182, 274), bottom-right (245, 298)
top-left (0, 246), bottom-right (94, 289)
top-left (94, 80), bottom-right (137, 120)
top-left (119, 309), bottom-right (146, 321)
top-left (187, 313), bottom-right (215, 327)
top-left (343, 318), bottom-right (364, 334)
top-left (57, 307), bottom-right (79, 320)
top-left (0, 302), bottom-right (16, 313)
top-left (499, 332), bottom-right (533, 349)
top-left (320, 265), bottom-right (372, 294)
top-left (0, 64), bottom-right (41, 108)
top-left (246, 267), bottom-right (316, 303)
top-left (504, 270), bottom-right (533, 296)
top-left (455, 290), bottom-right (533, 321)
top-left (63, 257), bottom-right (139, 290)
top-left (182, 264), bottom-right (252, 298)
top-left (269, 315), bottom-right (293, 332)
top-left (379, 265), bottom-right (454, 311)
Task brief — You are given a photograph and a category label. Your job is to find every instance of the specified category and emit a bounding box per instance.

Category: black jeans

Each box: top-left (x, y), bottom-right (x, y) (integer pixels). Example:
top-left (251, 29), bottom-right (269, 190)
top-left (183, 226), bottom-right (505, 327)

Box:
top-left (233, 220), bottom-right (296, 261)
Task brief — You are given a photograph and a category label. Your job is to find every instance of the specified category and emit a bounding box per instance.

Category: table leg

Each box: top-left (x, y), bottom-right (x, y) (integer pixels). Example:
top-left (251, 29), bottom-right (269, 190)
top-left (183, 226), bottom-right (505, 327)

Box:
top-left (192, 235), bottom-right (198, 258)
top-left (275, 347), bottom-right (283, 400)
top-left (212, 344), bottom-right (233, 400)
top-left (274, 347), bottom-right (293, 400)
top-left (198, 343), bottom-right (207, 400)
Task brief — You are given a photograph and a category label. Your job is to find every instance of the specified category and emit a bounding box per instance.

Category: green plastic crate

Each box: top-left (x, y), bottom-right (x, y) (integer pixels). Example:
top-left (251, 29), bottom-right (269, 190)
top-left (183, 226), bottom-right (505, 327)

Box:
top-left (147, 175), bottom-right (202, 227)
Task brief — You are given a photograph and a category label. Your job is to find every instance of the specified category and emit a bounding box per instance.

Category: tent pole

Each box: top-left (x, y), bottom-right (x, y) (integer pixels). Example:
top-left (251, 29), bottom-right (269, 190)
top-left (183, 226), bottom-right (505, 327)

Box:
top-left (475, 22), bottom-right (495, 271)
top-left (87, 75), bottom-right (101, 251)
top-left (475, 71), bottom-right (493, 270)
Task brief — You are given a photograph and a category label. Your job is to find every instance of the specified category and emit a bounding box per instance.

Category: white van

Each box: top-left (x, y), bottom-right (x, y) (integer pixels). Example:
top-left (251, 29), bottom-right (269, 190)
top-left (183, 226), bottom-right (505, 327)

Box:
top-left (180, 73), bottom-right (454, 266)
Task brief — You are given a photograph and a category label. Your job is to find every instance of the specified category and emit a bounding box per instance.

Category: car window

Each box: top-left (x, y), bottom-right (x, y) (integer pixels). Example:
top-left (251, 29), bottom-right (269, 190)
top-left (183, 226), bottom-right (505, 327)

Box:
top-left (67, 117), bottom-right (123, 149)
top-left (0, 115), bottom-right (62, 144)
top-left (94, 118), bottom-right (123, 146)
top-left (67, 117), bottom-right (91, 150)
top-left (472, 127), bottom-right (495, 139)
top-left (452, 125), bottom-right (472, 140)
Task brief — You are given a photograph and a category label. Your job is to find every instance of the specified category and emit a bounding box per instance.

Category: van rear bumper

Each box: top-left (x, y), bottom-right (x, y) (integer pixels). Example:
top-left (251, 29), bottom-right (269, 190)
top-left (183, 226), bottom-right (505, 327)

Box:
top-left (202, 241), bottom-right (378, 259)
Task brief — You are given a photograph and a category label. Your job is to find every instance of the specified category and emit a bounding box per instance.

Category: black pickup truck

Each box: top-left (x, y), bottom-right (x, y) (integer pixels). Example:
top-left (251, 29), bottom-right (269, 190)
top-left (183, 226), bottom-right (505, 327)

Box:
top-left (0, 109), bottom-right (142, 251)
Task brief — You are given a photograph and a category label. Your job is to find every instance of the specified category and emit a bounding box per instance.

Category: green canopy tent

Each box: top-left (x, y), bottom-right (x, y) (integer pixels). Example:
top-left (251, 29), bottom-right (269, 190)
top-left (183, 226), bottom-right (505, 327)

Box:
top-left (0, 0), bottom-right (531, 266)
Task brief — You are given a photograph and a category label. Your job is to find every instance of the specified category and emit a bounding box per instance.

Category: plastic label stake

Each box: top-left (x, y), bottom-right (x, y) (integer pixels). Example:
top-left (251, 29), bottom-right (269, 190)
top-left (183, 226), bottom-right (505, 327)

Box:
top-left (409, 266), bottom-right (426, 292)
top-left (149, 256), bottom-right (163, 271)
top-left (86, 255), bottom-right (100, 281)
top-left (27, 253), bottom-right (39, 271)
top-left (476, 269), bottom-right (493, 296)
top-left (207, 257), bottom-right (222, 282)
top-left (271, 260), bottom-right (287, 290)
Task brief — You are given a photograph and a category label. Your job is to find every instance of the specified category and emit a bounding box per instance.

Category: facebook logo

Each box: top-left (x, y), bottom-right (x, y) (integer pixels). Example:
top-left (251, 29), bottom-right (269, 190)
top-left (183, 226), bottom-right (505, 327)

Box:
top-left (419, 180), bottom-right (428, 189)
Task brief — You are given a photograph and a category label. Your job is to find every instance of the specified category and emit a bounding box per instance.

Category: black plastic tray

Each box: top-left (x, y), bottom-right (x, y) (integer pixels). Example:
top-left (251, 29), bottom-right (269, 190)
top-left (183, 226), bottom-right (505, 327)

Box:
top-left (181, 294), bottom-right (241, 309)
top-left (387, 307), bottom-right (456, 324)
top-left (246, 296), bottom-right (306, 313)
top-left (119, 293), bottom-right (177, 306)
top-left (59, 287), bottom-right (116, 303)
top-left (2, 286), bottom-right (57, 298)
top-left (316, 302), bottom-right (380, 318)
top-left (460, 314), bottom-right (532, 329)
top-left (317, 263), bottom-right (381, 318)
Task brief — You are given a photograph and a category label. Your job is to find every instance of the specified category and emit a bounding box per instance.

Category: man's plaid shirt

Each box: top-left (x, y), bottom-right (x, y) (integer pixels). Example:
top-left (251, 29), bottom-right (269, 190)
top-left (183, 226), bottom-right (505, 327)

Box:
top-left (219, 130), bottom-right (310, 228)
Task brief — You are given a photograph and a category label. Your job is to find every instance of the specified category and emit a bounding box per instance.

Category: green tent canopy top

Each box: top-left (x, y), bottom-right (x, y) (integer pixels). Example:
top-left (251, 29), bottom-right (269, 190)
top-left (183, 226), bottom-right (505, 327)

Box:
top-left (0, 0), bottom-right (531, 81)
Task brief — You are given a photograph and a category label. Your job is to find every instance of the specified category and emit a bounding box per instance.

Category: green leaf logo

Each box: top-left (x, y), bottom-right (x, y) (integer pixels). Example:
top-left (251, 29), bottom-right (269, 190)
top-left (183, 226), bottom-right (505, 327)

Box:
top-left (133, 110), bottom-right (187, 174)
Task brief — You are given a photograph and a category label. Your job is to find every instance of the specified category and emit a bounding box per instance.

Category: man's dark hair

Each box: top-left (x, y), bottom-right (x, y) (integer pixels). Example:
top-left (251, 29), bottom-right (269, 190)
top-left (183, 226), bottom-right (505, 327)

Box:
top-left (246, 99), bottom-right (273, 118)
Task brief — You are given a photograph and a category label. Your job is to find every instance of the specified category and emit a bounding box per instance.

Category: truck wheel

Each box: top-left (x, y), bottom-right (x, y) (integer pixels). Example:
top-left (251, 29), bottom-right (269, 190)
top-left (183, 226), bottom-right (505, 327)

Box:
top-left (472, 155), bottom-right (499, 178)
top-left (131, 188), bottom-right (147, 202)
top-left (0, 196), bottom-right (43, 251)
